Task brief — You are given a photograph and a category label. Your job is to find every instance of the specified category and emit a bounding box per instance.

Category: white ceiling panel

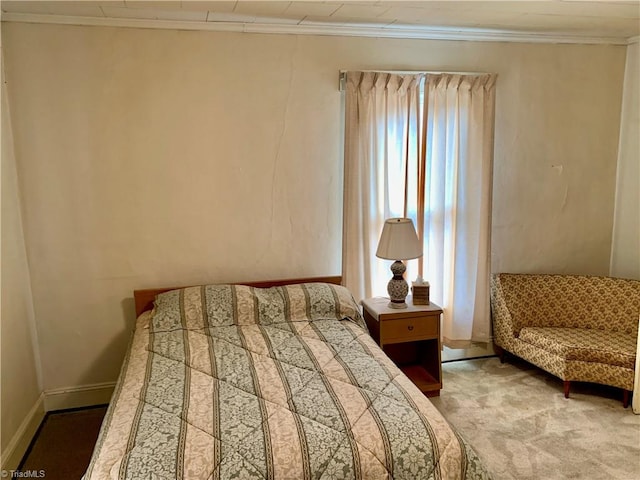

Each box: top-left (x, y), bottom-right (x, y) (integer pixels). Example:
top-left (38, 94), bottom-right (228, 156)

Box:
top-left (125, 1), bottom-right (182, 10)
top-left (1, 0), bottom-right (637, 43)
top-left (455, 1), bottom-right (639, 17)
top-left (180, 1), bottom-right (236, 13)
top-left (100, 5), bottom-right (158, 18)
top-left (154, 8), bottom-right (207, 21)
top-left (233, 1), bottom-right (291, 16)
top-left (1, 0), bottom-right (105, 16)
top-left (330, 3), bottom-right (393, 19)
top-left (283, 1), bottom-right (341, 17)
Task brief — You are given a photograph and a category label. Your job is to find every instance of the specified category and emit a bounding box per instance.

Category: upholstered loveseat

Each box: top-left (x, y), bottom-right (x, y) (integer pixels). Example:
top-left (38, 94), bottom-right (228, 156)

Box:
top-left (491, 273), bottom-right (640, 407)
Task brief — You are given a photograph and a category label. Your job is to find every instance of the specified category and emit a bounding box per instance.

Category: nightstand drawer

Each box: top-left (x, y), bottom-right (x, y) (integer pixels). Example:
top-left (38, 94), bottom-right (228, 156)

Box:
top-left (382, 316), bottom-right (438, 343)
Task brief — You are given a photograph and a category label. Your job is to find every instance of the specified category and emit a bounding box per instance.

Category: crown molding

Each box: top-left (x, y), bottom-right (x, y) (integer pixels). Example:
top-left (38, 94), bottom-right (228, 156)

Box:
top-left (0, 12), bottom-right (633, 46)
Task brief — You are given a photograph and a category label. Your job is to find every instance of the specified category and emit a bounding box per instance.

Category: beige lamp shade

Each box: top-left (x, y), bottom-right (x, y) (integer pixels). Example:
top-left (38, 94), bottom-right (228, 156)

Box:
top-left (376, 218), bottom-right (423, 261)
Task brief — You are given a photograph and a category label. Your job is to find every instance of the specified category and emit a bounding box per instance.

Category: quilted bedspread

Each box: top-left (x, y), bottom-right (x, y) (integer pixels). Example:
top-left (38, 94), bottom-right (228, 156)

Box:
top-left (84, 283), bottom-right (491, 479)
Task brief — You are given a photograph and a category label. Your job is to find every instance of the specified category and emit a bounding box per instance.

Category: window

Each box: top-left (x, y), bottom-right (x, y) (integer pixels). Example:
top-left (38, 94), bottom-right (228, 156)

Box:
top-left (343, 71), bottom-right (496, 347)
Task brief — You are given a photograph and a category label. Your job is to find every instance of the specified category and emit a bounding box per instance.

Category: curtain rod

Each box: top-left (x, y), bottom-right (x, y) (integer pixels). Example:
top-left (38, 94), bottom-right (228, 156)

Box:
top-left (338, 69), bottom-right (492, 91)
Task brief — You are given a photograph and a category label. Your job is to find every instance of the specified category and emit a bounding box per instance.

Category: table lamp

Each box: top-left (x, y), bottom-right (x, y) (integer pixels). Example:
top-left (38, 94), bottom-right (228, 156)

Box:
top-left (375, 218), bottom-right (423, 308)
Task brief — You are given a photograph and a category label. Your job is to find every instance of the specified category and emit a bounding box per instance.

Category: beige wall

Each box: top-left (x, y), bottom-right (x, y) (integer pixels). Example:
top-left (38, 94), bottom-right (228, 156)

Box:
top-left (1, 22), bottom-right (626, 391)
top-left (1, 54), bottom-right (42, 457)
top-left (611, 41), bottom-right (639, 280)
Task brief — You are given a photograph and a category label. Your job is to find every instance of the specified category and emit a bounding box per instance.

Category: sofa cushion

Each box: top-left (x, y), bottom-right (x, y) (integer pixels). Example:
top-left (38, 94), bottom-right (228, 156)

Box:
top-left (518, 327), bottom-right (636, 370)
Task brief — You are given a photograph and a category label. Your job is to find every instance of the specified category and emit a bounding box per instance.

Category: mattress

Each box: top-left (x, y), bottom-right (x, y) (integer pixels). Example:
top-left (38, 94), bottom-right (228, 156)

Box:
top-left (84, 282), bottom-right (491, 479)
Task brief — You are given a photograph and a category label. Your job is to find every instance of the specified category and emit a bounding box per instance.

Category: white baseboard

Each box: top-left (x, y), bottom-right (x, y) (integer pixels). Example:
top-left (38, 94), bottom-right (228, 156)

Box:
top-left (1, 383), bottom-right (116, 471)
top-left (442, 342), bottom-right (496, 362)
top-left (1, 383), bottom-right (115, 470)
top-left (1, 393), bottom-right (45, 472)
top-left (43, 382), bottom-right (116, 412)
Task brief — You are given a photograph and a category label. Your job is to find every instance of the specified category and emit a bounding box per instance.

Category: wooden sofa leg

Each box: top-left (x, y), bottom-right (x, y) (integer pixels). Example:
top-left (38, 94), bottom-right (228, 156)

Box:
top-left (495, 345), bottom-right (505, 363)
top-left (563, 381), bottom-right (570, 399)
top-left (623, 390), bottom-right (630, 408)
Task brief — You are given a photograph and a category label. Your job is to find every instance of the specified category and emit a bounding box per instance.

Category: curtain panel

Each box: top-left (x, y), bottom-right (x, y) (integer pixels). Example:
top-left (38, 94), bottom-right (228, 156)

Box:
top-left (343, 71), bottom-right (424, 302)
top-left (343, 71), bottom-right (497, 348)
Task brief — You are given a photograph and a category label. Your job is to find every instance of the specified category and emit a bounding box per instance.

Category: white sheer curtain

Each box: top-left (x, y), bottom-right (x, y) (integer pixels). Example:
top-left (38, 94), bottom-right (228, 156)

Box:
top-left (634, 318), bottom-right (640, 414)
top-left (421, 74), bottom-right (496, 347)
top-left (343, 72), bottom-right (424, 302)
top-left (343, 71), bottom-right (496, 348)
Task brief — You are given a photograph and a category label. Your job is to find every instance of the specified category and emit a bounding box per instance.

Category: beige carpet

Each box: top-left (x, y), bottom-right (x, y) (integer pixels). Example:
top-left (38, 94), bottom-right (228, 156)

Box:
top-left (430, 357), bottom-right (640, 480)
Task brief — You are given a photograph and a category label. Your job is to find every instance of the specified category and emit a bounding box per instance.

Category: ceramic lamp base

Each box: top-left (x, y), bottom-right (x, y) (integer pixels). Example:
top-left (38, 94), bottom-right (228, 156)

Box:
top-left (386, 260), bottom-right (409, 309)
top-left (387, 299), bottom-right (408, 309)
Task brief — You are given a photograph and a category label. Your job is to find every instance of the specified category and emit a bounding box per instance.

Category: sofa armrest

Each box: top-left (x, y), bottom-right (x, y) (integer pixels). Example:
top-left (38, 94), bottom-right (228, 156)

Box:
top-left (491, 274), bottom-right (518, 349)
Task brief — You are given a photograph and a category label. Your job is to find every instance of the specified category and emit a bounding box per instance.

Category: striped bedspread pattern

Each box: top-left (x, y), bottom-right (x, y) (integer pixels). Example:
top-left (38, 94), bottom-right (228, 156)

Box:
top-left (85, 283), bottom-right (490, 479)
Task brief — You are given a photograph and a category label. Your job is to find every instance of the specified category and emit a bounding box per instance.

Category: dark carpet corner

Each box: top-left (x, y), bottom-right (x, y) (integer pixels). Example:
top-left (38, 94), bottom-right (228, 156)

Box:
top-left (17, 405), bottom-right (108, 480)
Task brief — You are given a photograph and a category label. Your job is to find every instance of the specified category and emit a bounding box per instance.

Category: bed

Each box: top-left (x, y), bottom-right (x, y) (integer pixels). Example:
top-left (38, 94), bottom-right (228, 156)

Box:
top-left (84, 277), bottom-right (491, 479)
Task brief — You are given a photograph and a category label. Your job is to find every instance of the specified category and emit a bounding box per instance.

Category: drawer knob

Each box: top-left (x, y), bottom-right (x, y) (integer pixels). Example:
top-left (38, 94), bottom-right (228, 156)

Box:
top-left (408, 325), bottom-right (414, 331)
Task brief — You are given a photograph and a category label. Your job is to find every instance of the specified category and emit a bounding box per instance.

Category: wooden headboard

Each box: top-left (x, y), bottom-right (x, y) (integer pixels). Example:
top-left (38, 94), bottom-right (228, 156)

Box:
top-left (133, 275), bottom-right (343, 318)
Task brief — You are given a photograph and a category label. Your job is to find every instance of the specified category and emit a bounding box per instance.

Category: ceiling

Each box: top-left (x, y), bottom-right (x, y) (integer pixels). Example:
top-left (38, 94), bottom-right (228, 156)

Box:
top-left (1, 1), bottom-right (639, 44)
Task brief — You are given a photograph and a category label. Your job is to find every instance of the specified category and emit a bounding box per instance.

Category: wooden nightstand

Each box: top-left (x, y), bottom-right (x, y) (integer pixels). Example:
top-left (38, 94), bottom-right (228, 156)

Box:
top-left (362, 296), bottom-right (443, 396)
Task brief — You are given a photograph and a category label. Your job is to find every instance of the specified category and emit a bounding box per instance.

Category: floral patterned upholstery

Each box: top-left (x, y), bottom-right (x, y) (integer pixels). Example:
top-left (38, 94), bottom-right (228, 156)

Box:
top-left (491, 274), bottom-right (640, 392)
